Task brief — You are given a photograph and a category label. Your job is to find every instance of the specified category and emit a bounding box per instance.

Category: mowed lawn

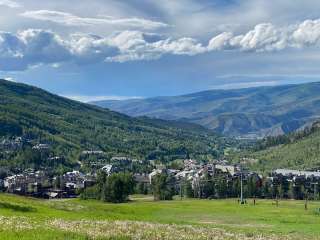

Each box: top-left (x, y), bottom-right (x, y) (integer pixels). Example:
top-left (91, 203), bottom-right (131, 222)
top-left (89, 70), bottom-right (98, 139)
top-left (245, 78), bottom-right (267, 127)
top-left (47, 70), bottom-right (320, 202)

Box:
top-left (0, 194), bottom-right (319, 240)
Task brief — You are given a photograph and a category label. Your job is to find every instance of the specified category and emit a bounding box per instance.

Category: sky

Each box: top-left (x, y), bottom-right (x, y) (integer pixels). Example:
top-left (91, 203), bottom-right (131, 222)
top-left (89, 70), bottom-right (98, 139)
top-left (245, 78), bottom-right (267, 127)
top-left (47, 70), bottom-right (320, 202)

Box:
top-left (1, 0), bottom-right (320, 101)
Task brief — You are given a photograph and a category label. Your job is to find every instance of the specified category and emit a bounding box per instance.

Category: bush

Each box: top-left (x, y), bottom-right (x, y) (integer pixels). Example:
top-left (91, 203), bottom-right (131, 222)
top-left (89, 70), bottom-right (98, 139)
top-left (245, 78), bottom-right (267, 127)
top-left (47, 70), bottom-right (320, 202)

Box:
top-left (102, 173), bottom-right (135, 203)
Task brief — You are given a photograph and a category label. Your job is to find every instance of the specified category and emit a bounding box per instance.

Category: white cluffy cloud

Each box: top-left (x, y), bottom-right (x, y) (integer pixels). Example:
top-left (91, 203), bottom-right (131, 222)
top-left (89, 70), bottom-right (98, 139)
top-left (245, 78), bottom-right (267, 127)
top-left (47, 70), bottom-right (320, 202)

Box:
top-left (2, 18), bottom-right (320, 71)
top-left (208, 20), bottom-right (320, 52)
top-left (21, 10), bottom-right (169, 30)
top-left (0, 0), bottom-right (21, 8)
top-left (104, 19), bottom-right (320, 62)
top-left (0, 29), bottom-right (124, 71)
top-left (106, 31), bottom-right (207, 62)
top-left (0, 29), bottom-right (206, 70)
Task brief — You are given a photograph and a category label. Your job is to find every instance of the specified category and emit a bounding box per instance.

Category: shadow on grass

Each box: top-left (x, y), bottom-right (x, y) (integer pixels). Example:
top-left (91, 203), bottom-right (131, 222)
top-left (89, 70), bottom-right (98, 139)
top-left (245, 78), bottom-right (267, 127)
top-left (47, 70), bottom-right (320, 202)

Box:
top-left (0, 201), bottom-right (36, 212)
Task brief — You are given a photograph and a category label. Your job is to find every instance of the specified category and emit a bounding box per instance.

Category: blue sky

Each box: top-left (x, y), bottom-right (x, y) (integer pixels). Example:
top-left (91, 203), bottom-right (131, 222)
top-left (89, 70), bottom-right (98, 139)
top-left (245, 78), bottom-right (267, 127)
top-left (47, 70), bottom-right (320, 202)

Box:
top-left (1, 0), bottom-right (320, 101)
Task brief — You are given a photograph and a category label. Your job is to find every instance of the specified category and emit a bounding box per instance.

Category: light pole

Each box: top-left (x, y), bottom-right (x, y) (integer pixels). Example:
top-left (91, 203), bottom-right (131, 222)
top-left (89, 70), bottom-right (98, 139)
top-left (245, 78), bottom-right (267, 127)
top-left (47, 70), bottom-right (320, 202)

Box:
top-left (311, 182), bottom-right (319, 201)
top-left (240, 165), bottom-right (245, 204)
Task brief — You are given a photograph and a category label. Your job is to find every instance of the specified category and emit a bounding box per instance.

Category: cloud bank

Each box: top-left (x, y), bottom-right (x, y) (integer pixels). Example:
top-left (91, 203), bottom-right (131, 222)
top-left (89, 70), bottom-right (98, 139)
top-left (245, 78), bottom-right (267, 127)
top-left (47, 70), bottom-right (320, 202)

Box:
top-left (21, 10), bottom-right (169, 30)
top-left (0, 0), bottom-right (20, 8)
top-left (2, 19), bottom-right (320, 71)
top-left (208, 20), bottom-right (320, 51)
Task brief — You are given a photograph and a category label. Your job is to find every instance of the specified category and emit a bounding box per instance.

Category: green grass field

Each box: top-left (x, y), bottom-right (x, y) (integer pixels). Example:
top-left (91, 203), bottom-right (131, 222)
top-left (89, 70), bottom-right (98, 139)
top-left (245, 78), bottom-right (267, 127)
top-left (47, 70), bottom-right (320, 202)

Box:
top-left (0, 194), bottom-right (319, 239)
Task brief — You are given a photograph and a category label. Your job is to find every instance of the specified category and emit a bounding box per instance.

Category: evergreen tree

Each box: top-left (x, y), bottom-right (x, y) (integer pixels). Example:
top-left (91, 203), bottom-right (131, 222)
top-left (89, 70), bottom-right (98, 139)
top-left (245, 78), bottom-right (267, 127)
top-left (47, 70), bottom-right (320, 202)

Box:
top-left (232, 178), bottom-right (241, 198)
top-left (278, 184), bottom-right (284, 199)
top-left (215, 176), bottom-right (227, 198)
top-left (151, 173), bottom-right (175, 201)
top-left (103, 173), bottom-right (135, 203)
top-left (184, 180), bottom-right (194, 198)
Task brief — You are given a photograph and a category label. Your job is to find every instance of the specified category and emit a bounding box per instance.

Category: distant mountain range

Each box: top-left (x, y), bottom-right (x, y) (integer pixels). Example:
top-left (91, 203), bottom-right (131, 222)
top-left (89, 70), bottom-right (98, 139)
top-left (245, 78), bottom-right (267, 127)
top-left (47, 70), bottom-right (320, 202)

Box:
top-left (92, 82), bottom-right (320, 138)
top-left (0, 79), bottom-right (229, 170)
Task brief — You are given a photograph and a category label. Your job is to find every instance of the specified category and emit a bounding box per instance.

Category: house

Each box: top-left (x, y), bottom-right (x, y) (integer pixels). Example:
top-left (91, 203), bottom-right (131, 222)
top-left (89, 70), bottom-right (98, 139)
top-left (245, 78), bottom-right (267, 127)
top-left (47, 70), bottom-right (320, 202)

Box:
top-left (183, 159), bottom-right (199, 170)
top-left (215, 164), bottom-right (242, 176)
top-left (175, 170), bottom-right (197, 181)
top-left (62, 171), bottom-right (85, 189)
top-left (269, 169), bottom-right (320, 198)
top-left (134, 173), bottom-right (150, 184)
top-left (4, 170), bottom-right (49, 194)
top-left (63, 171), bottom-right (96, 197)
top-left (148, 169), bottom-right (179, 184)
top-left (274, 169), bottom-right (320, 179)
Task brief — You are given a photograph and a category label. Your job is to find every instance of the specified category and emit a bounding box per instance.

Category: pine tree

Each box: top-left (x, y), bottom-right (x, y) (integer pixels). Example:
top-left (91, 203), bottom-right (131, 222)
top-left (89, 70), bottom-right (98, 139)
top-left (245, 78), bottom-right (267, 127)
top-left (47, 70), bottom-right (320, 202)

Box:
top-left (151, 173), bottom-right (175, 201)
top-left (184, 180), bottom-right (194, 198)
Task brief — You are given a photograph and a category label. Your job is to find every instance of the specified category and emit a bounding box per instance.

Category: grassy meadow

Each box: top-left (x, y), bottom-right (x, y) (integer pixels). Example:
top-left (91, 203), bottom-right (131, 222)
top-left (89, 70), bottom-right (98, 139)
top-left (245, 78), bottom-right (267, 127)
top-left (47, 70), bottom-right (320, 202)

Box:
top-left (0, 194), bottom-right (319, 239)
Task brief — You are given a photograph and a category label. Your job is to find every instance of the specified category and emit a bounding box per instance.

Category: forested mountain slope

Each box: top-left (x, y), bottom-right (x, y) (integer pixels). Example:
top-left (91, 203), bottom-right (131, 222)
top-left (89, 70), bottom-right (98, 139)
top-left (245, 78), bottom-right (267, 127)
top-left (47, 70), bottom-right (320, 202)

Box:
top-left (0, 79), bottom-right (231, 171)
top-left (92, 82), bottom-right (320, 138)
top-left (238, 122), bottom-right (320, 171)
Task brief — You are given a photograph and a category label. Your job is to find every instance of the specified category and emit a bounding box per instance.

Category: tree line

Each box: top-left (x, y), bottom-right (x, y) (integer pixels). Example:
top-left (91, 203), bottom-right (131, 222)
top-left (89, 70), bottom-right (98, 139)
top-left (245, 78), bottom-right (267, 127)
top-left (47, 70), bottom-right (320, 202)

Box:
top-left (254, 121), bottom-right (320, 151)
top-left (80, 171), bottom-right (320, 204)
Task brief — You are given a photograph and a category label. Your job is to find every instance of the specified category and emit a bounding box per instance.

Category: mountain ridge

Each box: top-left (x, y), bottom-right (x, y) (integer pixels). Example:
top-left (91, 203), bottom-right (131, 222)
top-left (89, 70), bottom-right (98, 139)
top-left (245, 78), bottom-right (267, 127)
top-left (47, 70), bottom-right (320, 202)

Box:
top-left (0, 79), bottom-right (230, 171)
top-left (92, 82), bottom-right (320, 138)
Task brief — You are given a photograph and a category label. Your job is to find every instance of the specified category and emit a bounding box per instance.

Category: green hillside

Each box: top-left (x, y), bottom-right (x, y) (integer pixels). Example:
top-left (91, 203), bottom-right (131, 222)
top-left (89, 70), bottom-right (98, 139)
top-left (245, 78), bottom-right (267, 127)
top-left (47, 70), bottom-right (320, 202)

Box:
top-left (0, 79), bottom-right (230, 172)
top-left (237, 122), bottom-right (320, 171)
top-left (92, 82), bottom-right (320, 138)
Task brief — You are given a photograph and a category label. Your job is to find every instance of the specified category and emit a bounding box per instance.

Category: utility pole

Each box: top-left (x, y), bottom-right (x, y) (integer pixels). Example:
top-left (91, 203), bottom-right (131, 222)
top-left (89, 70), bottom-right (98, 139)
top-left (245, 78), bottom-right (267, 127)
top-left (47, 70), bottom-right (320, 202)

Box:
top-left (311, 182), bottom-right (318, 201)
top-left (240, 165), bottom-right (244, 204)
top-left (305, 191), bottom-right (309, 211)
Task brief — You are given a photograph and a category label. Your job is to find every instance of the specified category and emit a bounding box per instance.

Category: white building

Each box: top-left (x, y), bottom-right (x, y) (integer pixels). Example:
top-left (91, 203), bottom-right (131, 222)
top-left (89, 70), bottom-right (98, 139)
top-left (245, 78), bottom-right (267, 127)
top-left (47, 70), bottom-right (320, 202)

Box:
top-left (274, 169), bottom-right (320, 179)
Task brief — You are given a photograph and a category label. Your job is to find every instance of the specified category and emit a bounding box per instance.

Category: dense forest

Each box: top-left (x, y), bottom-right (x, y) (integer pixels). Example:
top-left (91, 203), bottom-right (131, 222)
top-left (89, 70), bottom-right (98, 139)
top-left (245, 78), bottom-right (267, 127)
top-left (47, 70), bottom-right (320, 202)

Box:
top-left (232, 121), bottom-right (320, 172)
top-left (0, 79), bottom-right (234, 173)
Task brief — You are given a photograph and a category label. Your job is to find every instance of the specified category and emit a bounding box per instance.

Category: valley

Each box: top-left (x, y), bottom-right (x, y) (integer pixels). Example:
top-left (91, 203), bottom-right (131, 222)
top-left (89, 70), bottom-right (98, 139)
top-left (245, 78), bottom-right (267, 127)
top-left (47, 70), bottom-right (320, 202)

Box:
top-left (1, 80), bottom-right (320, 240)
top-left (92, 82), bottom-right (320, 138)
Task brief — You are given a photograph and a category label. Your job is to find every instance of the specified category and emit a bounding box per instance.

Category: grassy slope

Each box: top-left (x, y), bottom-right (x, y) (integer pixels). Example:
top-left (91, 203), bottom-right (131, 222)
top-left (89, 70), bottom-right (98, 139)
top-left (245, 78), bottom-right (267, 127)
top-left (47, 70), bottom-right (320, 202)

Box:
top-left (241, 128), bottom-right (320, 172)
top-left (93, 82), bottom-right (320, 137)
top-left (0, 194), bottom-right (320, 239)
top-left (0, 79), bottom-right (227, 168)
